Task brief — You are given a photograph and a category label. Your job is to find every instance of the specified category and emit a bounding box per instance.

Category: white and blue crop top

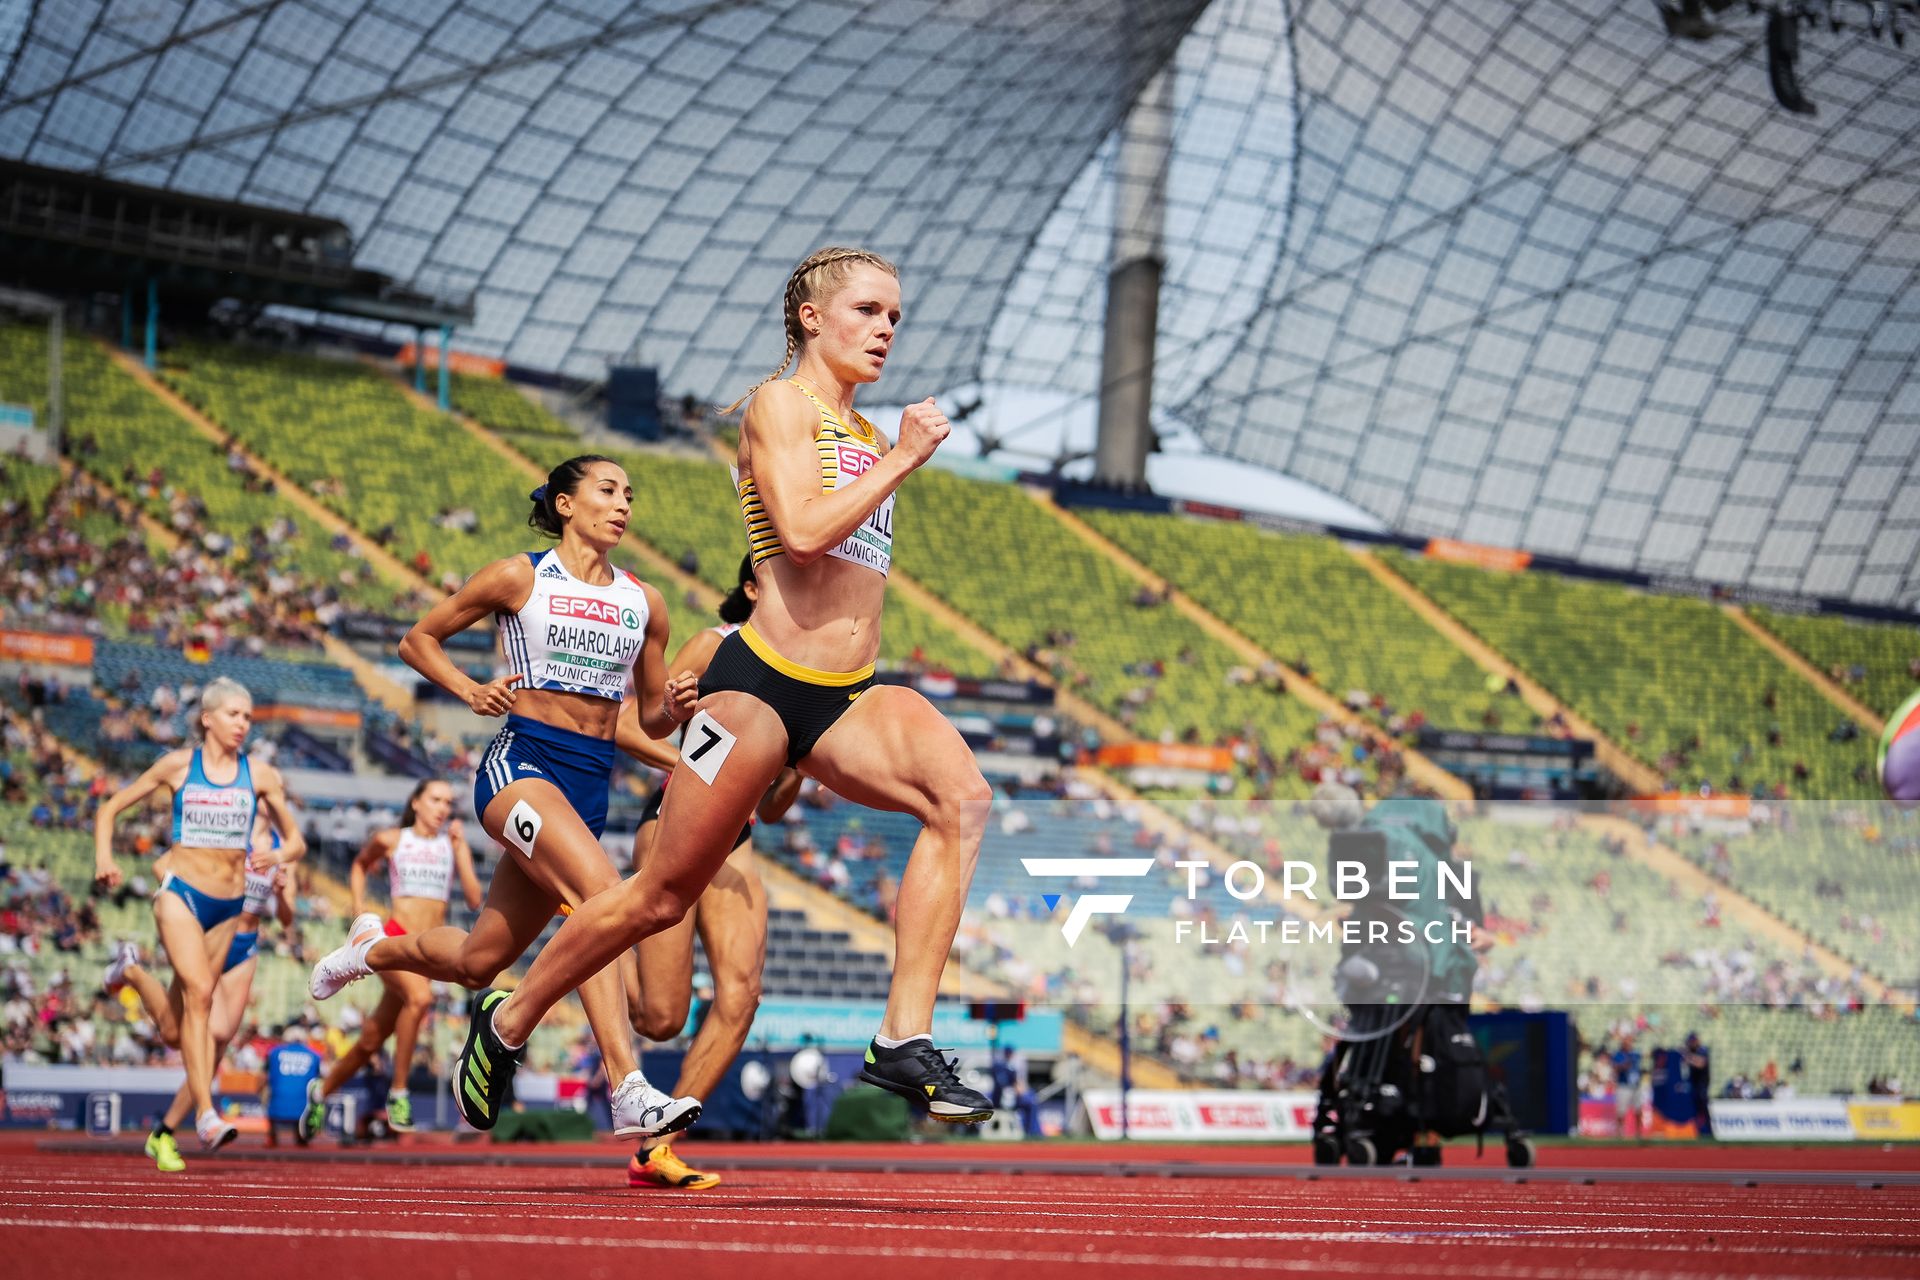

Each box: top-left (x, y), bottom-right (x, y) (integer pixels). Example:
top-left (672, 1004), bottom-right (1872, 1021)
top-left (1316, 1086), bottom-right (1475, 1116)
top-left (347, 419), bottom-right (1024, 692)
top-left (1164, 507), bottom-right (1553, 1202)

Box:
top-left (496, 549), bottom-right (651, 701)
top-left (171, 749), bottom-right (258, 850)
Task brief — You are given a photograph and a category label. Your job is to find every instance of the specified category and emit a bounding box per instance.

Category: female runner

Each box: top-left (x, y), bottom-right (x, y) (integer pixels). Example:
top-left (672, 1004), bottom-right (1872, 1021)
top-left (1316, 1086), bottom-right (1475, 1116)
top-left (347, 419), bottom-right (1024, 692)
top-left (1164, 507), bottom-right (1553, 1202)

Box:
top-left (459, 247), bottom-right (995, 1125)
top-left (297, 777), bottom-right (481, 1138)
top-left (619, 554), bottom-right (800, 1188)
top-left (95, 677), bottom-right (305, 1157)
top-left (106, 814), bottom-right (296, 1172)
top-left (308, 455), bottom-right (699, 1138)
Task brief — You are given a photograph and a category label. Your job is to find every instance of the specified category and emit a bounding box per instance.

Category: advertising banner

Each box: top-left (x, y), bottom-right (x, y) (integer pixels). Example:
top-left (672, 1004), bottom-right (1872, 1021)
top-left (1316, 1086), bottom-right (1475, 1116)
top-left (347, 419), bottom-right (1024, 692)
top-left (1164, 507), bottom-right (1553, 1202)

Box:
top-left (0, 629), bottom-right (94, 666)
top-left (715, 1001), bottom-right (1063, 1053)
top-left (1846, 1100), bottom-right (1920, 1141)
top-left (1081, 1090), bottom-right (1317, 1141)
top-left (1708, 1098), bottom-right (1855, 1141)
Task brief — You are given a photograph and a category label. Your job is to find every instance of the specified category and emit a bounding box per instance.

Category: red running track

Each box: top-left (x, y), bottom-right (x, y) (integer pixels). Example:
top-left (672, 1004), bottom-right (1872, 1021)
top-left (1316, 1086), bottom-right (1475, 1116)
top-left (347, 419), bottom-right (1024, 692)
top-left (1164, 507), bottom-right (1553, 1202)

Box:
top-left (3, 1143), bottom-right (1918, 1279)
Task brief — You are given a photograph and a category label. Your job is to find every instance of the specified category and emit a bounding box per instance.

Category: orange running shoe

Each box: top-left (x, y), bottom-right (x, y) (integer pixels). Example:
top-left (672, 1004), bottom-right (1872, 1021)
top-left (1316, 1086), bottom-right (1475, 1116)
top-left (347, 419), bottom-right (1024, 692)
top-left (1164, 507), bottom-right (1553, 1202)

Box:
top-left (628, 1143), bottom-right (720, 1190)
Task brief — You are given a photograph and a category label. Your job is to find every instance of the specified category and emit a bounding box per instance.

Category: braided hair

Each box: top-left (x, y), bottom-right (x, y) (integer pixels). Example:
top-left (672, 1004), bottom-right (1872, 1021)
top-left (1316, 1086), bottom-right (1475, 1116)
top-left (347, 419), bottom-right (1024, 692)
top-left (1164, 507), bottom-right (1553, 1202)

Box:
top-left (722, 246), bottom-right (898, 414)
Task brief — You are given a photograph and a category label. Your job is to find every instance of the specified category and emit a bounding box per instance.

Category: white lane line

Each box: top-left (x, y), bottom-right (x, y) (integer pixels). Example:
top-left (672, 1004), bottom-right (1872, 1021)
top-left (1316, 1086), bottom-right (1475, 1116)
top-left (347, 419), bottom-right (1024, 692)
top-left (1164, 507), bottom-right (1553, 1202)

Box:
top-left (0, 1196), bottom-right (1905, 1258)
top-left (2, 1182), bottom-right (1912, 1235)
top-left (0, 1214), bottom-right (1867, 1280)
top-left (5, 1185), bottom-right (1915, 1237)
top-left (2, 1166), bottom-right (1897, 1207)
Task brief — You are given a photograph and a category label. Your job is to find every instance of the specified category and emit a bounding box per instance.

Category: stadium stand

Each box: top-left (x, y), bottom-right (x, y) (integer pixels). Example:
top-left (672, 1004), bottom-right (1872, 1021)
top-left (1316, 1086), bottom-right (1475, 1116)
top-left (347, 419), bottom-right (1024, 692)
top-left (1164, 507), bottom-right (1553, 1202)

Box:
top-left (1748, 607), bottom-right (1920, 721)
top-left (0, 327), bottom-right (396, 616)
top-left (893, 468), bottom-right (1342, 789)
top-left (447, 373), bottom-right (577, 441)
top-left (157, 338), bottom-right (529, 589)
top-left (1381, 549), bottom-right (1881, 798)
top-left (1668, 807), bottom-right (1920, 994)
top-left (1083, 509), bottom-right (1510, 736)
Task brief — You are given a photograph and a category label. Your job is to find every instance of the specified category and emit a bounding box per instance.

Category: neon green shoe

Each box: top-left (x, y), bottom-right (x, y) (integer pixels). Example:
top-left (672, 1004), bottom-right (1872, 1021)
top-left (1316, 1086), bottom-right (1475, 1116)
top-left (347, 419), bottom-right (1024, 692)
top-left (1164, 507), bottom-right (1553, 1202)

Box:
top-left (144, 1130), bottom-right (185, 1173)
top-left (453, 988), bottom-right (522, 1131)
top-left (386, 1091), bottom-right (413, 1132)
top-left (297, 1079), bottom-right (327, 1143)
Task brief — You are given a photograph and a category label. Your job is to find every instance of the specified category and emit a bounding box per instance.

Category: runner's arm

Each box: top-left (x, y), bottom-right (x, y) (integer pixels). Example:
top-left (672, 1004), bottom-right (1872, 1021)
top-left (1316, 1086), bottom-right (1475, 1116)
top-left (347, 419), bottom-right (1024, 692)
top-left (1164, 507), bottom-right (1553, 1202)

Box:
top-left (93, 749), bottom-right (186, 888)
top-left (631, 583), bottom-right (692, 739)
top-left (757, 767), bottom-right (803, 824)
top-left (398, 556), bottom-right (533, 715)
top-left (449, 818), bottom-right (484, 911)
top-left (349, 829), bottom-right (395, 919)
top-left (252, 762), bottom-right (307, 865)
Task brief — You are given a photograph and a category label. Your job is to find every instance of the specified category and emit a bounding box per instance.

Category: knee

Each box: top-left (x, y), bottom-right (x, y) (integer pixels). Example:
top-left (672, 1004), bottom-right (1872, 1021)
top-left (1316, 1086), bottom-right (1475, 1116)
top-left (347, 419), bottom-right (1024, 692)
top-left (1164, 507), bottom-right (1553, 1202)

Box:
top-left (179, 975), bottom-right (216, 1009)
top-left (450, 959), bottom-right (500, 988)
top-left (618, 879), bottom-right (697, 939)
top-left (711, 967), bottom-right (763, 1024)
top-left (403, 990), bottom-right (435, 1018)
top-left (634, 997), bottom-right (692, 1043)
top-left (927, 772), bottom-right (993, 846)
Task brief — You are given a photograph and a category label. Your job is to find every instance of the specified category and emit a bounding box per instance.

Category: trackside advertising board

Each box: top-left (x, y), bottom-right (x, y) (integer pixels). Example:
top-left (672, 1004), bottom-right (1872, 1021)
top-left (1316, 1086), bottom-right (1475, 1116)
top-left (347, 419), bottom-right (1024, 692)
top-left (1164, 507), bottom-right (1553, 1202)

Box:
top-left (1081, 1090), bottom-right (1317, 1141)
top-left (1707, 1098), bottom-right (1855, 1141)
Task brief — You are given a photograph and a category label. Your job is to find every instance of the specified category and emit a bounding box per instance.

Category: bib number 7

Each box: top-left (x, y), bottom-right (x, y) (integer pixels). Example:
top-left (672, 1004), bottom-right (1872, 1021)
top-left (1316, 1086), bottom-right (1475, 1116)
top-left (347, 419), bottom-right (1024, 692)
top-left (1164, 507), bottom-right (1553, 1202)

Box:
top-left (681, 710), bottom-right (737, 786)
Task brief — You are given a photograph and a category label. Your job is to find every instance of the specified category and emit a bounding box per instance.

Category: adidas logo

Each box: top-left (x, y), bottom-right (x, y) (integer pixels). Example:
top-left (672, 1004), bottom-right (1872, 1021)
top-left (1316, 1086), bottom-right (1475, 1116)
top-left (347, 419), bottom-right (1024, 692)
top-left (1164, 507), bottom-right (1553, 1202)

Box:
top-left (539, 563), bottom-right (567, 579)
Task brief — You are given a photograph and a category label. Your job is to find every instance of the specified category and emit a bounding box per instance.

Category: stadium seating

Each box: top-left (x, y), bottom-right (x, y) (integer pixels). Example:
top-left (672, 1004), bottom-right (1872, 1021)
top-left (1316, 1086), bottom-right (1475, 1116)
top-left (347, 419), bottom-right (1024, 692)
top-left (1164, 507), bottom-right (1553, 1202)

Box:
top-left (1667, 807), bottom-right (1920, 991)
top-left (1749, 607), bottom-right (1920, 721)
top-left (158, 339), bottom-right (530, 587)
top-left (1382, 549), bottom-right (1879, 798)
top-left (448, 373), bottom-right (577, 441)
top-left (1083, 508), bottom-right (1507, 734)
top-left (93, 640), bottom-right (364, 713)
top-left (152, 340), bottom-right (722, 651)
top-left (892, 468), bottom-right (1333, 780)
top-left (0, 327), bottom-right (391, 613)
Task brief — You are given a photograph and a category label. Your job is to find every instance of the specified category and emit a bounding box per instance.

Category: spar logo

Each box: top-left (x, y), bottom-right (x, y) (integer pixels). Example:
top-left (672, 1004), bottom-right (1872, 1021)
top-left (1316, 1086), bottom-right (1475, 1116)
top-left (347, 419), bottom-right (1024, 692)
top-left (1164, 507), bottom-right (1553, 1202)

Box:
top-left (1021, 858), bottom-right (1154, 946)
top-left (837, 445), bottom-right (877, 480)
top-left (552, 596), bottom-right (642, 629)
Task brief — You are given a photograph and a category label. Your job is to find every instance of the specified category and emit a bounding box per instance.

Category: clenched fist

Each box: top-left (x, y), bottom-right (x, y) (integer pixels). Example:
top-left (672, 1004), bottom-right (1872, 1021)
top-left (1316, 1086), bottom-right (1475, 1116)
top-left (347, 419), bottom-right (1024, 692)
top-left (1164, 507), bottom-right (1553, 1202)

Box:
top-left (897, 397), bottom-right (951, 466)
top-left (663, 671), bottom-right (701, 724)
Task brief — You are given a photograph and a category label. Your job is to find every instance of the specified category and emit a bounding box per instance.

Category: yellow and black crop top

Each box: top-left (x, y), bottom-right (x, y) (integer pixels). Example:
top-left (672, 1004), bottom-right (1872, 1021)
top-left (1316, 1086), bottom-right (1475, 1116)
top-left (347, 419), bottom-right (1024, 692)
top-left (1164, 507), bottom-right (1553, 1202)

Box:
top-left (736, 380), bottom-right (893, 577)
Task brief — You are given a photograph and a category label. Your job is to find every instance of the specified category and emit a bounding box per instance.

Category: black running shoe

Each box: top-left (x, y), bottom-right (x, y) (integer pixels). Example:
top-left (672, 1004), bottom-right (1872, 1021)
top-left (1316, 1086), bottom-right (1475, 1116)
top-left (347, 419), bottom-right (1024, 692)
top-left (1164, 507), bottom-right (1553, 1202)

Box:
top-left (858, 1039), bottom-right (994, 1124)
top-left (454, 988), bottom-right (523, 1131)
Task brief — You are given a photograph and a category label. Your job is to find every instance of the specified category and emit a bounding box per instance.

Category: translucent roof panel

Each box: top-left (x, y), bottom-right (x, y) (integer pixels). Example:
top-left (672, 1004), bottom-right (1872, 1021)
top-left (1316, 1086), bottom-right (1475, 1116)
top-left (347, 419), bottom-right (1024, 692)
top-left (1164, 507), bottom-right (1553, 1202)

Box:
top-left (0, 0), bottom-right (1208, 396)
top-left (982, 0), bottom-right (1298, 410)
top-left (1177, 0), bottom-right (1920, 608)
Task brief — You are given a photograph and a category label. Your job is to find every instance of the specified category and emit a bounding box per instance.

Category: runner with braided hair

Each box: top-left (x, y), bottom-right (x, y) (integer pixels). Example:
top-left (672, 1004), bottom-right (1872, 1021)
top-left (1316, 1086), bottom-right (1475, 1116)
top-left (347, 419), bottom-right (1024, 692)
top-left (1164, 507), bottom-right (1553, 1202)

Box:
top-left (458, 245), bottom-right (996, 1126)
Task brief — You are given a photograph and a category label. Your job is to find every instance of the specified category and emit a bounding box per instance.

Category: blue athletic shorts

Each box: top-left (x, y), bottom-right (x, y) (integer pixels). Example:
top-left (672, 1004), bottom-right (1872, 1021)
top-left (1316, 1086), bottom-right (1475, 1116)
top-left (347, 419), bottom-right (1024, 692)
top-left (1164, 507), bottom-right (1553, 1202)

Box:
top-left (474, 714), bottom-right (617, 839)
top-left (223, 930), bottom-right (259, 974)
top-left (160, 873), bottom-right (245, 932)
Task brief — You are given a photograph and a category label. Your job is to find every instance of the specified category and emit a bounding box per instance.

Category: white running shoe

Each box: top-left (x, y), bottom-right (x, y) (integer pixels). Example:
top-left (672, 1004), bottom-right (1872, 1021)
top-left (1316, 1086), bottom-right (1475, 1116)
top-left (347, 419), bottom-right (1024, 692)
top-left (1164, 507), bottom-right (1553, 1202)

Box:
top-left (196, 1108), bottom-right (238, 1152)
top-left (309, 912), bottom-right (384, 1000)
top-left (103, 940), bottom-right (139, 995)
top-left (610, 1070), bottom-right (702, 1140)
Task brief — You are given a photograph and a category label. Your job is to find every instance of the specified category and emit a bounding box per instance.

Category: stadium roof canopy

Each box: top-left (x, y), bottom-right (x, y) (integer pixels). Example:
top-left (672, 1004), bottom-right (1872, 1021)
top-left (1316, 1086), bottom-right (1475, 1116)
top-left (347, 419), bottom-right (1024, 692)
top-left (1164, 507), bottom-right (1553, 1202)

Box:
top-left (2, 0), bottom-right (1917, 607)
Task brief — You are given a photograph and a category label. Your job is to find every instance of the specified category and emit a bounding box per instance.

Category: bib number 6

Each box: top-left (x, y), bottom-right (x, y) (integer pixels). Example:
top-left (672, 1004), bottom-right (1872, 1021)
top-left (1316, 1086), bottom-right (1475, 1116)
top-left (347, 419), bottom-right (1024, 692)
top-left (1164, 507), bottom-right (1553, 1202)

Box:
top-left (504, 799), bottom-right (543, 859)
